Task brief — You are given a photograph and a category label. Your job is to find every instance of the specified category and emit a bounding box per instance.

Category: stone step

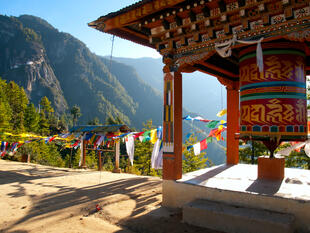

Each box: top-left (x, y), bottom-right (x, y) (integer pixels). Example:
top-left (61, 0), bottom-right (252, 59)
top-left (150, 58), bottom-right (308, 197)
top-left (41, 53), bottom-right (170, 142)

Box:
top-left (183, 199), bottom-right (295, 233)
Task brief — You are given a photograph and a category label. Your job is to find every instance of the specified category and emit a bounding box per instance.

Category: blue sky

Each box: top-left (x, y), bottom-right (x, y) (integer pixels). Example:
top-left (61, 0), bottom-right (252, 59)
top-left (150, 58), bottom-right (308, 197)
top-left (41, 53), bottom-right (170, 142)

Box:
top-left (0, 0), bottom-right (161, 58)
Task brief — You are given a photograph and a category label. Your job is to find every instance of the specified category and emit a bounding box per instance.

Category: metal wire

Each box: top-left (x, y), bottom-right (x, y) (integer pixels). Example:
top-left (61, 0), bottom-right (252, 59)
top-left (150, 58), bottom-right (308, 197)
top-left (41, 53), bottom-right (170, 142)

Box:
top-left (109, 35), bottom-right (115, 70)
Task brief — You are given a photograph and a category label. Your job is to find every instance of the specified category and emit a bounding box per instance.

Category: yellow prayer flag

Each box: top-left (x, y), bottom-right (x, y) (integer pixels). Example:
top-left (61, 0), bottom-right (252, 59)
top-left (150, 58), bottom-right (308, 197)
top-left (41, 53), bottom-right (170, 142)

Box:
top-left (150, 129), bottom-right (158, 144)
top-left (216, 109), bottom-right (227, 117)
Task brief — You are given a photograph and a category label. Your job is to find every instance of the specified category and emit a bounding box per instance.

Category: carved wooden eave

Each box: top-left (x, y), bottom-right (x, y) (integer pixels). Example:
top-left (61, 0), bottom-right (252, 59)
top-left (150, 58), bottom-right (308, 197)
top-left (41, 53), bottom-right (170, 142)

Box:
top-left (89, 0), bottom-right (310, 80)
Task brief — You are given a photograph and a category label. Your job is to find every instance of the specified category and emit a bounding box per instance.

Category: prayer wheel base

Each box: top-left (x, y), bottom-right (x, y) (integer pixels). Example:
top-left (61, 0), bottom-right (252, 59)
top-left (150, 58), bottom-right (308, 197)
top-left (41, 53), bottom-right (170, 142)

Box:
top-left (258, 156), bottom-right (285, 180)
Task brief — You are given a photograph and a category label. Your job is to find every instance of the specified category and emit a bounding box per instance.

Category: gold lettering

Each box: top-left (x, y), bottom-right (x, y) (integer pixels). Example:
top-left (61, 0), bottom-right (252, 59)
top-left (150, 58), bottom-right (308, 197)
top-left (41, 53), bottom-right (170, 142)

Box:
top-left (295, 57), bottom-right (305, 83)
top-left (266, 99), bottom-right (283, 123)
top-left (283, 104), bottom-right (294, 122)
top-left (251, 104), bottom-right (265, 123)
top-left (296, 99), bottom-right (306, 123)
top-left (241, 105), bottom-right (251, 123)
top-left (265, 56), bottom-right (281, 80)
top-left (280, 60), bottom-right (294, 80)
top-left (240, 66), bottom-right (250, 84)
top-left (249, 63), bottom-right (260, 81)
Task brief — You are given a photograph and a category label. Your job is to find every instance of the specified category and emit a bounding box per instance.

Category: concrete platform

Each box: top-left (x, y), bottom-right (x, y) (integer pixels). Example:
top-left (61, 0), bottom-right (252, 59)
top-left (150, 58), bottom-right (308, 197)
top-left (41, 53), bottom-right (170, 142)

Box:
top-left (183, 199), bottom-right (295, 233)
top-left (163, 164), bottom-right (310, 233)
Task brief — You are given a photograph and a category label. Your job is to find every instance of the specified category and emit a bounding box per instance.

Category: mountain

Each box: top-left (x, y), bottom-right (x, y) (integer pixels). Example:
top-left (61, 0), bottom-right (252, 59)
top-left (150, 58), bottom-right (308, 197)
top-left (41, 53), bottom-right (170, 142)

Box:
top-left (113, 57), bottom-right (227, 119)
top-left (0, 14), bottom-right (158, 128)
top-left (0, 15), bottom-right (68, 113)
top-left (0, 14), bottom-right (225, 164)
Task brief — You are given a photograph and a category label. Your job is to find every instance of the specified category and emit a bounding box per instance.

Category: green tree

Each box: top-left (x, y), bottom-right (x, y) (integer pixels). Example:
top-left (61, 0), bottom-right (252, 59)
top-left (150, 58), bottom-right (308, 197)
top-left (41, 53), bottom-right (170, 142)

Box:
top-left (24, 103), bottom-right (40, 133)
top-left (182, 134), bottom-right (210, 173)
top-left (40, 96), bottom-right (54, 119)
top-left (88, 117), bottom-right (100, 125)
top-left (19, 142), bottom-right (64, 167)
top-left (239, 141), bottom-right (269, 164)
top-left (39, 96), bottom-right (56, 134)
top-left (134, 120), bottom-right (161, 176)
top-left (70, 105), bottom-right (81, 126)
top-left (0, 78), bottom-right (12, 132)
top-left (39, 112), bottom-right (50, 135)
top-left (5, 81), bottom-right (28, 132)
top-left (105, 114), bottom-right (124, 125)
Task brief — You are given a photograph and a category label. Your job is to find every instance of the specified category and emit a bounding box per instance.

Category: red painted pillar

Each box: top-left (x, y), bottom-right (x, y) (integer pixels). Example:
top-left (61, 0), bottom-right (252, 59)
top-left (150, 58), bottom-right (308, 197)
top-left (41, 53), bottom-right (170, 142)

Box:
top-left (226, 84), bottom-right (239, 165)
top-left (163, 71), bottom-right (183, 180)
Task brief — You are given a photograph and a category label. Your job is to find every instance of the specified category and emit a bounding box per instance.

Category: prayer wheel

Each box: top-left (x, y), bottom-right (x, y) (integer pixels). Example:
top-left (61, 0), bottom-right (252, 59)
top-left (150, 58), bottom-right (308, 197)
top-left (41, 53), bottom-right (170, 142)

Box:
top-left (239, 42), bottom-right (307, 154)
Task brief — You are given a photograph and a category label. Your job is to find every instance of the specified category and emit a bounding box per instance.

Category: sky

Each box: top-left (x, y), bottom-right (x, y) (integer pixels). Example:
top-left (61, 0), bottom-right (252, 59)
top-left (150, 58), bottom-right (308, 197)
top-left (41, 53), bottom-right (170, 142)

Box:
top-left (0, 0), bottom-right (161, 58)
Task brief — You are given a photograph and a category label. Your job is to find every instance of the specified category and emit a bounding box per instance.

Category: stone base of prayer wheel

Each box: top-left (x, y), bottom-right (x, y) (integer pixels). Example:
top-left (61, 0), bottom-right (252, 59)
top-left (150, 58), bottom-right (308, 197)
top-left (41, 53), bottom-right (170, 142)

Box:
top-left (258, 156), bottom-right (285, 180)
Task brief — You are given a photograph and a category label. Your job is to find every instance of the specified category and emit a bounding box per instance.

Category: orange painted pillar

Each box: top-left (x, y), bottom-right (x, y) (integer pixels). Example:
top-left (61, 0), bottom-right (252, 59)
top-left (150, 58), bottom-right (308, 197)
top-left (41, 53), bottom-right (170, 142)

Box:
top-left (163, 71), bottom-right (183, 180)
top-left (226, 84), bottom-right (239, 165)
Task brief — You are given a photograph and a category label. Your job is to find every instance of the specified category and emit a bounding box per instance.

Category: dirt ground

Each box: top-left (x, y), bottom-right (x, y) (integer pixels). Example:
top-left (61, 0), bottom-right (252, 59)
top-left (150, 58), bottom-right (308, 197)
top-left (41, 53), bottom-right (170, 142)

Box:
top-left (0, 160), bottom-right (220, 233)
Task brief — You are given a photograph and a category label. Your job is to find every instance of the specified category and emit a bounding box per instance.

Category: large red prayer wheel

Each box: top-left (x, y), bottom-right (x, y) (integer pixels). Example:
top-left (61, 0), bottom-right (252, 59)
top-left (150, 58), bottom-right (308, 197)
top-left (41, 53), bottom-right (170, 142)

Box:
top-left (239, 42), bottom-right (307, 148)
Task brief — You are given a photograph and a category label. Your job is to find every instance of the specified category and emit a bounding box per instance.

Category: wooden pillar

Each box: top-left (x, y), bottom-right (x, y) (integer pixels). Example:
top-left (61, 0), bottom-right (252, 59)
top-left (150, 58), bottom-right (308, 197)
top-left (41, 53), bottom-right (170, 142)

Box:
top-left (113, 140), bottom-right (121, 173)
top-left (226, 84), bottom-right (239, 165)
top-left (82, 140), bottom-right (87, 168)
top-left (163, 71), bottom-right (183, 180)
top-left (98, 151), bottom-right (102, 171)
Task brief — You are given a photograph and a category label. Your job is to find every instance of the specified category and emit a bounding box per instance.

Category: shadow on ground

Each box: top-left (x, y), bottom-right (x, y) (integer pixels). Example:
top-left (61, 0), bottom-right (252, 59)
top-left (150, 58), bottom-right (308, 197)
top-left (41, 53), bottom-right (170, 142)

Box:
top-left (0, 162), bottom-right (222, 233)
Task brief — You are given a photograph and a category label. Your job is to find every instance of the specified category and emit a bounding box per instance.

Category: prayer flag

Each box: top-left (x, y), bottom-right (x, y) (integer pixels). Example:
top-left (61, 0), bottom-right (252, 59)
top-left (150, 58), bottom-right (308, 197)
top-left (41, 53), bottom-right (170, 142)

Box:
top-left (206, 137), bottom-right (213, 143)
top-left (150, 129), bottom-right (158, 144)
top-left (125, 135), bottom-right (135, 166)
top-left (183, 115), bottom-right (211, 123)
top-left (206, 120), bottom-right (220, 128)
top-left (84, 133), bottom-right (93, 141)
top-left (48, 136), bottom-right (56, 142)
top-left (89, 134), bottom-right (96, 144)
top-left (193, 138), bottom-right (208, 155)
top-left (142, 131), bottom-right (151, 142)
top-left (216, 109), bottom-right (227, 117)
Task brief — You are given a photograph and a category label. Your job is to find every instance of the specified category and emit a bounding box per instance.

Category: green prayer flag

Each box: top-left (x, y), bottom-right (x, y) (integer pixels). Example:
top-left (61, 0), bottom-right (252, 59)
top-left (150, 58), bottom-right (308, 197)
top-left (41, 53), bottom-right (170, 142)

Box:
top-left (206, 120), bottom-right (220, 128)
top-left (206, 137), bottom-right (213, 143)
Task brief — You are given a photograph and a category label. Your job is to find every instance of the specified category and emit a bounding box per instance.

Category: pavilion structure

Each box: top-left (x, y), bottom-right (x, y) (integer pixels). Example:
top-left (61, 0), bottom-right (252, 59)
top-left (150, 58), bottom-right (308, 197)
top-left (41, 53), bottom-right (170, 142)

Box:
top-left (89, 1), bottom-right (310, 232)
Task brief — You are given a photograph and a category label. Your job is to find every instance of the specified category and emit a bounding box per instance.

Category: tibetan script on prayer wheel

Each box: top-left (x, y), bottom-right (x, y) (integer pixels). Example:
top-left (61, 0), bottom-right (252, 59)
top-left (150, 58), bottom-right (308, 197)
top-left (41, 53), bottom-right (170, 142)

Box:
top-left (239, 42), bottom-right (307, 141)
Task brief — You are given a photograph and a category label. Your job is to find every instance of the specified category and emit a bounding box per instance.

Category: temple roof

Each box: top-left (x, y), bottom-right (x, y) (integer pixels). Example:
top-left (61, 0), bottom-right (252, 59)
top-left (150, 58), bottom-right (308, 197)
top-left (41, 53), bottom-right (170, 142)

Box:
top-left (103, 0), bottom-right (153, 19)
top-left (89, 0), bottom-right (310, 78)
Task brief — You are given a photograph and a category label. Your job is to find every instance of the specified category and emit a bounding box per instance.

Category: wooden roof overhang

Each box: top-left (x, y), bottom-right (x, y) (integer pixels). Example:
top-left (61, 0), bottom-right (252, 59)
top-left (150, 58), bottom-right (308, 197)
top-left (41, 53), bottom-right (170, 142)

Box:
top-left (89, 0), bottom-right (310, 83)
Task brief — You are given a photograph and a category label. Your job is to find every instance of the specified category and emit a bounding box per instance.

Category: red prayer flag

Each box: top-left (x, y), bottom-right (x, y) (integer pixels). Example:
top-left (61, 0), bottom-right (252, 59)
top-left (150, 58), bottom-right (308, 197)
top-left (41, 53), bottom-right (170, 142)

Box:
top-left (200, 139), bottom-right (208, 151)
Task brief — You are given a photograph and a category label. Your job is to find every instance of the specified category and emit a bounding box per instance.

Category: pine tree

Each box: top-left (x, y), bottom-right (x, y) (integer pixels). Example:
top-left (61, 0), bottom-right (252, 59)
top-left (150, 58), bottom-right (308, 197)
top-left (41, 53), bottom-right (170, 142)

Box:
top-left (39, 112), bottom-right (50, 135)
top-left (182, 134), bottom-right (209, 173)
top-left (134, 120), bottom-right (161, 176)
top-left (88, 117), bottom-right (100, 125)
top-left (40, 96), bottom-right (54, 120)
top-left (0, 78), bottom-right (12, 132)
top-left (105, 114), bottom-right (124, 125)
top-left (5, 81), bottom-right (28, 132)
top-left (24, 103), bottom-right (40, 133)
top-left (70, 105), bottom-right (81, 126)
